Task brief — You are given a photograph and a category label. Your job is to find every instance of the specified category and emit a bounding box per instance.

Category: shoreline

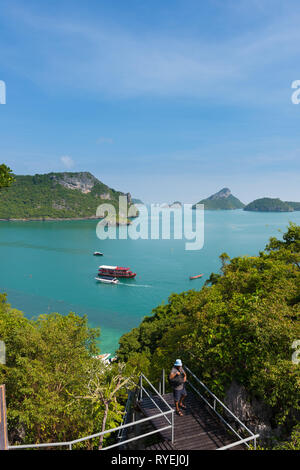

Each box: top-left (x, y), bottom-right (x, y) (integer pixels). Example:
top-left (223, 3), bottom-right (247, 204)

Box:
top-left (0, 216), bottom-right (135, 224)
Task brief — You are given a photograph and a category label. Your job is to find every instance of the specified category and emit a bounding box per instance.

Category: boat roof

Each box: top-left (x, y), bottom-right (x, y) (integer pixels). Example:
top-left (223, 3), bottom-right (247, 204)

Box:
top-left (99, 265), bottom-right (130, 270)
top-left (99, 265), bottom-right (117, 269)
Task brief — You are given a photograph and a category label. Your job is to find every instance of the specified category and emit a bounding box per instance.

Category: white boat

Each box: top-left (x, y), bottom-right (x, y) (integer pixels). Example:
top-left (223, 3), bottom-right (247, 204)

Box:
top-left (93, 251), bottom-right (103, 256)
top-left (95, 276), bottom-right (119, 284)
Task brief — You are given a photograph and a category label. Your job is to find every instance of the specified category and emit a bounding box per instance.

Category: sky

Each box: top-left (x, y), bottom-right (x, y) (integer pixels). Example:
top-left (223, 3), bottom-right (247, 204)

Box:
top-left (0, 0), bottom-right (300, 204)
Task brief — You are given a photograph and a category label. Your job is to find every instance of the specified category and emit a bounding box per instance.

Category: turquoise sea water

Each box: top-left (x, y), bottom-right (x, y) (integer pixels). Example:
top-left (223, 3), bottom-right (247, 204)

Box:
top-left (1, 209), bottom-right (300, 353)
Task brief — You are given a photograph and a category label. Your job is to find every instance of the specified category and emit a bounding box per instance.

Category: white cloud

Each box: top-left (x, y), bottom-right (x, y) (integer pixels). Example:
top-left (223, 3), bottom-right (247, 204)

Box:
top-left (60, 155), bottom-right (74, 169)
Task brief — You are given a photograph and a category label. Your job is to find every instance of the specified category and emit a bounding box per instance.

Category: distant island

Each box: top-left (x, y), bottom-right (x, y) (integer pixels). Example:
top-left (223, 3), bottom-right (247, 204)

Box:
top-left (131, 198), bottom-right (144, 205)
top-left (169, 201), bottom-right (182, 208)
top-left (244, 197), bottom-right (300, 212)
top-left (192, 188), bottom-right (245, 210)
top-left (0, 172), bottom-right (138, 223)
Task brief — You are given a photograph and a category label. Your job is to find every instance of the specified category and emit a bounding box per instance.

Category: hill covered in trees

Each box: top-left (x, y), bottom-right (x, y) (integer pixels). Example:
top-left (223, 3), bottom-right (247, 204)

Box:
top-left (118, 223), bottom-right (300, 446)
top-left (244, 197), bottom-right (297, 212)
top-left (192, 188), bottom-right (245, 210)
top-left (0, 172), bottom-right (137, 222)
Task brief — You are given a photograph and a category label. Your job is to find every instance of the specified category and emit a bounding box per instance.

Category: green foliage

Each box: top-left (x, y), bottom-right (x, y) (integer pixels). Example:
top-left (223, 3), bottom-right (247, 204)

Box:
top-left (244, 198), bottom-right (295, 212)
top-left (273, 425), bottom-right (300, 450)
top-left (193, 194), bottom-right (245, 210)
top-left (0, 164), bottom-right (15, 189)
top-left (0, 172), bottom-right (137, 220)
top-left (286, 201), bottom-right (300, 211)
top-left (117, 223), bottom-right (300, 435)
top-left (0, 296), bottom-right (127, 447)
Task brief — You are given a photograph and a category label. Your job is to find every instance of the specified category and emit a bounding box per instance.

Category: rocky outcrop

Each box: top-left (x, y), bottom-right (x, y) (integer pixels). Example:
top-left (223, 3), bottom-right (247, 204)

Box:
top-left (99, 192), bottom-right (112, 200)
top-left (209, 188), bottom-right (232, 200)
top-left (51, 172), bottom-right (98, 194)
top-left (224, 380), bottom-right (279, 442)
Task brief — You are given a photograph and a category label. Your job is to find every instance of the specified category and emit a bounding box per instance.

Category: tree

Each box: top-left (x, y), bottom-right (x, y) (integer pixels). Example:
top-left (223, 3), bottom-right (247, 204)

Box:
top-left (0, 296), bottom-right (110, 446)
top-left (74, 361), bottom-right (135, 449)
top-left (0, 164), bottom-right (15, 189)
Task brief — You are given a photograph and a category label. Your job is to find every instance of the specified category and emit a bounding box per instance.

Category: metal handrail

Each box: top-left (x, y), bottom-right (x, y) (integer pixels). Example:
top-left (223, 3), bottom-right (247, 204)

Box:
top-left (185, 366), bottom-right (254, 435)
top-left (139, 373), bottom-right (174, 427)
top-left (187, 380), bottom-right (244, 444)
top-left (8, 373), bottom-right (174, 451)
top-left (140, 373), bottom-right (173, 412)
top-left (217, 434), bottom-right (259, 451)
top-left (184, 366), bottom-right (258, 450)
top-left (140, 384), bottom-right (172, 425)
top-left (117, 389), bottom-right (134, 442)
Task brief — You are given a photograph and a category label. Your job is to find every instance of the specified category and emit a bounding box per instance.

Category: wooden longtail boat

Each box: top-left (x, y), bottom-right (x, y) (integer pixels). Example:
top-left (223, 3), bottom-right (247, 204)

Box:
top-left (189, 274), bottom-right (204, 280)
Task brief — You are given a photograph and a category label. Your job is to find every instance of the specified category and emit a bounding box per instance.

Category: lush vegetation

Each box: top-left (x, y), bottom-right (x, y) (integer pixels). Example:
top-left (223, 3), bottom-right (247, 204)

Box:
top-left (286, 201), bottom-right (300, 211)
top-left (193, 188), bottom-right (245, 210)
top-left (0, 172), bottom-right (137, 221)
top-left (0, 164), bottom-right (15, 190)
top-left (118, 223), bottom-right (300, 444)
top-left (0, 296), bottom-right (133, 448)
top-left (244, 197), bottom-right (295, 212)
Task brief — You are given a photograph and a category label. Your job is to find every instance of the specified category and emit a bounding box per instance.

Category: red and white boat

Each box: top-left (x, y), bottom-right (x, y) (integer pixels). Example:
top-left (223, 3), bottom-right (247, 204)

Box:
top-left (98, 265), bottom-right (136, 279)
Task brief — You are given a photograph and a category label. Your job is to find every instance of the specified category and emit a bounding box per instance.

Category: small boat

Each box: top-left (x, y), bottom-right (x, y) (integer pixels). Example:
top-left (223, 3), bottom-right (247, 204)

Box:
top-left (93, 251), bottom-right (104, 256)
top-left (95, 276), bottom-right (119, 284)
top-left (189, 274), bottom-right (204, 280)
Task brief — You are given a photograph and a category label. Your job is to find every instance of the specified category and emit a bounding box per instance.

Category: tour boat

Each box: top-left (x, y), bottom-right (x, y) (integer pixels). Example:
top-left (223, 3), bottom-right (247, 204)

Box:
top-left (93, 251), bottom-right (104, 256)
top-left (95, 276), bottom-right (119, 284)
top-left (189, 274), bottom-right (204, 280)
top-left (98, 265), bottom-right (136, 278)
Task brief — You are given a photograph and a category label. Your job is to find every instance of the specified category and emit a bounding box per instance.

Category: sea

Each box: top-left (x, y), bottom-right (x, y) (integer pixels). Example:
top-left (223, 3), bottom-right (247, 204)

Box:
top-left (1, 208), bottom-right (300, 354)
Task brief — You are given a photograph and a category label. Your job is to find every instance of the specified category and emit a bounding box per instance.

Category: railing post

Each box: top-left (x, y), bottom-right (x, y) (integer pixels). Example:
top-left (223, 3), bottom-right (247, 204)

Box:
top-left (213, 398), bottom-right (216, 410)
top-left (162, 368), bottom-right (165, 395)
top-left (254, 436), bottom-right (257, 450)
top-left (171, 410), bottom-right (174, 444)
top-left (139, 375), bottom-right (143, 400)
top-left (69, 444), bottom-right (72, 450)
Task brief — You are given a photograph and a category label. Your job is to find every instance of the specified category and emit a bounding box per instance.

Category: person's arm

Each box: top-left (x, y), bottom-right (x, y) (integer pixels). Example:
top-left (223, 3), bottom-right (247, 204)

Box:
top-left (169, 369), bottom-right (180, 379)
top-left (182, 368), bottom-right (187, 382)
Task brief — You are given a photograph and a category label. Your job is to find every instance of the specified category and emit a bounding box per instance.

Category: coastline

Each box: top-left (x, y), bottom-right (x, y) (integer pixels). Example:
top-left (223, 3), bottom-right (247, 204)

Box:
top-left (0, 216), bottom-right (134, 225)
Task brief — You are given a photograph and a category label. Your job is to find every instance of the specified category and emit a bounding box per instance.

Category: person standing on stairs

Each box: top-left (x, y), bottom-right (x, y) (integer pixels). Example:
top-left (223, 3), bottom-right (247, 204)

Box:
top-left (169, 359), bottom-right (187, 416)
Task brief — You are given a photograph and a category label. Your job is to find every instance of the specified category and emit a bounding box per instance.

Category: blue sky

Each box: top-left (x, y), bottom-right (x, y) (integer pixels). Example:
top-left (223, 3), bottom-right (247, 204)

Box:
top-left (0, 0), bottom-right (300, 203)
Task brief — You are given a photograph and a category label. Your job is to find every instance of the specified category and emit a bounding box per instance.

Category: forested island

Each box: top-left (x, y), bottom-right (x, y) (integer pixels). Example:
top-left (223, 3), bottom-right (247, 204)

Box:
top-left (0, 172), bottom-right (138, 223)
top-left (1, 223), bottom-right (299, 450)
top-left (244, 198), bottom-right (298, 212)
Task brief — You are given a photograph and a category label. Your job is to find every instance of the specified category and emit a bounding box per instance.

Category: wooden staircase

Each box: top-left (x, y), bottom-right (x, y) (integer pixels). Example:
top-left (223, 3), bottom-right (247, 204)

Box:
top-left (138, 391), bottom-right (244, 450)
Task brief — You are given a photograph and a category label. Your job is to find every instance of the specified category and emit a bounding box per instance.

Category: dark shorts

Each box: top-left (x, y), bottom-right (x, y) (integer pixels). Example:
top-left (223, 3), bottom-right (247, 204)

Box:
top-left (173, 385), bottom-right (187, 402)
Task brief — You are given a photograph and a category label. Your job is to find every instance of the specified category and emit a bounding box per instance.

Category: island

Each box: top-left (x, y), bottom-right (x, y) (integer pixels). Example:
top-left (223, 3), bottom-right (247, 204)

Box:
top-left (243, 198), bottom-right (296, 212)
top-left (169, 201), bottom-right (182, 208)
top-left (192, 188), bottom-right (245, 210)
top-left (285, 201), bottom-right (300, 211)
top-left (0, 171), bottom-right (138, 223)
